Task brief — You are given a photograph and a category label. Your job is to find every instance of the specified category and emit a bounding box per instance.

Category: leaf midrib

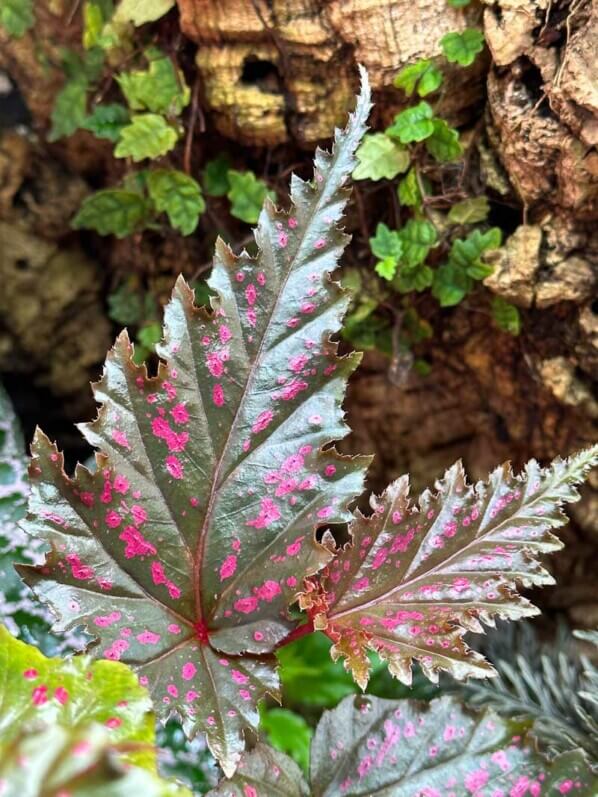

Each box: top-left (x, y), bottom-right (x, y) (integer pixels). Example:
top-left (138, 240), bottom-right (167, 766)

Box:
top-left (329, 469), bottom-right (567, 623)
top-left (193, 146), bottom-right (351, 624)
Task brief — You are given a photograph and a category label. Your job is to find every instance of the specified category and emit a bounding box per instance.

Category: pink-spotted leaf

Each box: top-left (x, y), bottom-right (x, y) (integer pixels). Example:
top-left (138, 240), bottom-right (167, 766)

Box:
top-left (309, 695), bottom-right (597, 797)
top-left (207, 743), bottom-right (309, 796)
top-left (0, 627), bottom-right (190, 796)
top-left (301, 448), bottom-right (598, 688)
top-left (0, 723), bottom-right (189, 797)
top-left (17, 69), bottom-right (372, 775)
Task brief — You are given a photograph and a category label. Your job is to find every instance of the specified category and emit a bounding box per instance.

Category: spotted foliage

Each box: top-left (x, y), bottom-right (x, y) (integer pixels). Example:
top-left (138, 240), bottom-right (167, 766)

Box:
top-left (18, 70), bottom-right (372, 775)
top-left (300, 450), bottom-right (598, 688)
top-left (0, 627), bottom-right (189, 795)
top-left (210, 695), bottom-right (597, 797)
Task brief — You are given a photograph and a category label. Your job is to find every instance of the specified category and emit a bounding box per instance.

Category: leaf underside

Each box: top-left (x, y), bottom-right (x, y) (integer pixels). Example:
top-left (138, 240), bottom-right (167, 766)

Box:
top-left (300, 448), bottom-right (598, 689)
top-left (18, 69), bottom-right (373, 775)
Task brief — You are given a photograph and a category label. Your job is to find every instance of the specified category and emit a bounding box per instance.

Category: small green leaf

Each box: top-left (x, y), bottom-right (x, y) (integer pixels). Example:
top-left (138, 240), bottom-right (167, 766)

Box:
top-left (492, 296), bottom-right (521, 335)
top-left (82, 103), bottom-right (129, 141)
top-left (277, 632), bottom-right (357, 709)
top-left (386, 102), bottom-right (435, 144)
top-left (414, 358), bottom-right (432, 376)
top-left (49, 80), bottom-right (88, 141)
top-left (62, 46), bottom-right (105, 82)
top-left (72, 189), bottom-right (150, 237)
top-left (370, 222), bottom-right (402, 260)
top-left (260, 707), bottom-right (312, 775)
top-left (353, 133), bottom-right (410, 180)
top-left (450, 227), bottom-right (501, 277)
top-left (147, 169), bottom-right (206, 235)
top-left (227, 169), bottom-right (276, 224)
top-left (394, 59), bottom-right (443, 97)
top-left (425, 118), bottom-right (462, 162)
top-left (118, 47), bottom-right (190, 116)
top-left (393, 263), bottom-right (434, 293)
top-left (397, 168), bottom-right (422, 208)
top-left (137, 321), bottom-right (162, 351)
top-left (448, 196), bottom-right (489, 224)
top-left (448, 0), bottom-right (472, 6)
top-left (108, 283), bottom-right (144, 325)
top-left (0, 0), bottom-right (34, 37)
top-left (112, 0), bottom-right (174, 26)
top-left (375, 257), bottom-right (398, 281)
top-left (440, 28), bottom-right (485, 66)
top-left (398, 218), bottom-right (438, 267)
top-left (83, 2), bottom-right (105, 49)
top-left (432, 262), bottom-right (471, 306)
top-left (114, 113), bottom-right (179, 161)
top-left (203, 154), bottom-right (232, 197)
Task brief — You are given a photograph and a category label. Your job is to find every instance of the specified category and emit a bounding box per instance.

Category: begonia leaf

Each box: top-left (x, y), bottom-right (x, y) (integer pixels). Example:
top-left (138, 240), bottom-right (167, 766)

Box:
top-left (301, 448), bottom-right (598, 689)
top-left (18, 70), bottom-right (372, 776)
top-left (310, 695), bottom-right (597, 797)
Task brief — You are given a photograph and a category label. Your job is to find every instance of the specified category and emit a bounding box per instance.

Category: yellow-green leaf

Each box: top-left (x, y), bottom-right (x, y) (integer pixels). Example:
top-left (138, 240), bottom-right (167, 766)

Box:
top-left (114, 113), bottom-right (179, 161)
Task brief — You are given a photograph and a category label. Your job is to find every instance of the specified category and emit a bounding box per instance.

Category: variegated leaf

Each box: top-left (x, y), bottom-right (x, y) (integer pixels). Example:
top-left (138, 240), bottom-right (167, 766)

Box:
top-left (301, 448), bottom-right (598, 687)
top-left (17, 70), bottom-right (372, 774)
top-left (310, 695), bottom-right (597, 797)
top-left (0, 625), bottom-right (153, 769)
top-left (0, 724), bottom-right (188, 797)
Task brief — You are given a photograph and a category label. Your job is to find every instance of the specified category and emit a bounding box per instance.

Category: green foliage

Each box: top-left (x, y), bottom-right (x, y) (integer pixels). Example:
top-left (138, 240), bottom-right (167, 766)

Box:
top-left (49, 80), bottom-right (89, 142)
top-left (394, 262), bottom-right (434, 292)
top-left (433, 227), bottom-right (501, 304)
top-left (440, 28), bottom-right (485, 66)
top-left (425, 117), bottom-right (462, 161)
top-left (118, 48), bottom-right (190, 116)
top-left (0, 0), bottom-right (34, 37)
top-left (397, 167), bottom-right (422, 207)
top-left (448, 195), bottom-right (490, 224)
top-left (114, 113), bottom-right (179, 161)
top-left (0, 629), bottom-right (190, 796)
top-left (447, 0), bottom-right (472, 6)
top-left (450, 226), bottom-right (501, 277)
top-left (48, 48), bottom-right (105, 141)
top-left (432, 261), bottom-right (471, 306)
top-left (386, 101), bottom-right (435, 143)
top-left (82, 103), bottom-right (129, 141)
top-left (456, 621), bottom-right (598, 761)
top-left (112, 0), bottom-right (175, 26)
top-left (227, 169), bottom-right (276, 224)
top-left (259, 707), bottom-right (312, 774)
top-left (393, 59), bottom-right (443, 97)
top-left (203, 155), bottom-right (232, 197)
top-left (73, 189), bottom-right (150, 237)
top-left (399, 218), bottom-right (437, 267)
top-left (147, 169), bottom-right (206, 235)
top-left (353, 133), bottom-right (410, 180)
top-left (492, 295), bottom-right (522, 335)
top-left (277, 632), bottom-right (357, 709)
top-left (83, 1), bottom-right (112, 49)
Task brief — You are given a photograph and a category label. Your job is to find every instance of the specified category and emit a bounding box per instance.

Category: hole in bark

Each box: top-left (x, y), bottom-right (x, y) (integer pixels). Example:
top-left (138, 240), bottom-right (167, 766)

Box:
top-left (591, 299), bottom-right (598, 315)
top-left (15, 258), bottom-right (29, 271)
top-left (240, 57), bottom-right (282, 94)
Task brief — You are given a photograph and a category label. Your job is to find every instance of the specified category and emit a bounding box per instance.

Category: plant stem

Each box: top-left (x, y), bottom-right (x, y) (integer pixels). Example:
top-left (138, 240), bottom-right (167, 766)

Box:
top-left (275, 619), bottom-right (314, 649)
